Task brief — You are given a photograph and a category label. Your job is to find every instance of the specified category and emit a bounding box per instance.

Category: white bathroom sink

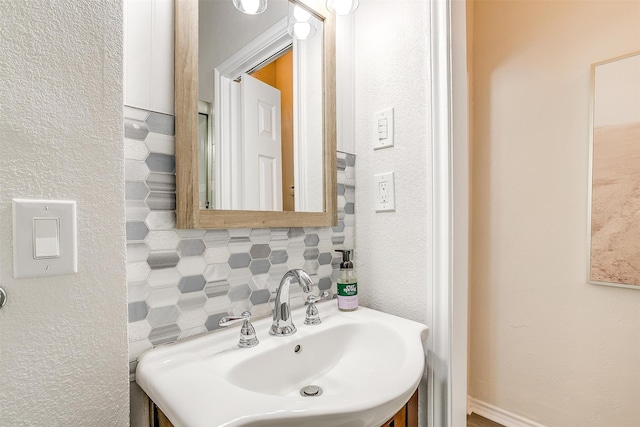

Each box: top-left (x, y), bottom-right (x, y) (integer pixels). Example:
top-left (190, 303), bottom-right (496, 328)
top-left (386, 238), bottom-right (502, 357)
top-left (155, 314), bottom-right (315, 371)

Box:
top-left (136, 301), bottom-right (429, 427)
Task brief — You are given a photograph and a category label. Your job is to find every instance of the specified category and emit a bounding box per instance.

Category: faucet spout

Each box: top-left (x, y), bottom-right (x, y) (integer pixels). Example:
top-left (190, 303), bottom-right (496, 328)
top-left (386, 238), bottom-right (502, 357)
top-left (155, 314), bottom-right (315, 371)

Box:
top-left (270, 269), bottom-right (313, 336)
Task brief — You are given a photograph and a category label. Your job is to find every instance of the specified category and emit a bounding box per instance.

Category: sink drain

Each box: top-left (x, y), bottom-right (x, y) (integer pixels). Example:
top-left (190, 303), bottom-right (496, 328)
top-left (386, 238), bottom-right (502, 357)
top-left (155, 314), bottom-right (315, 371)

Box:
top-left (300, 385), bottom-right (323, 397)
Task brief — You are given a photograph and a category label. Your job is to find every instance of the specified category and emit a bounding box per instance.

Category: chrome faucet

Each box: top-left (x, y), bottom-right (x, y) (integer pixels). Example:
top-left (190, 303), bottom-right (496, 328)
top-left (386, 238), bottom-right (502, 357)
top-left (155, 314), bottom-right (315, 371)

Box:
top-left (270, 269), bottom-right (313, 336)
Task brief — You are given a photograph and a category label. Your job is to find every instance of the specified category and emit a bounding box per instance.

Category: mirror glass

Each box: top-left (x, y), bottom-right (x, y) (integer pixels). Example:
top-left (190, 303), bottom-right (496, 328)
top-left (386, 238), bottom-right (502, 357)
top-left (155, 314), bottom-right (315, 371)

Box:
top-left (588, 51), bottom-right (640, 289)
top-left (198, 0), bottom-right (324, 212)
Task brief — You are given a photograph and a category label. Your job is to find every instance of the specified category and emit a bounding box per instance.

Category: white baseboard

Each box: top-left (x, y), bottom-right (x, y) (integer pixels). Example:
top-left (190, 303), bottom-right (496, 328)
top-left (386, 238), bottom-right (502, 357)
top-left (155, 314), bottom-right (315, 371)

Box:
top-left (467, 397), bottom-right (548, 427)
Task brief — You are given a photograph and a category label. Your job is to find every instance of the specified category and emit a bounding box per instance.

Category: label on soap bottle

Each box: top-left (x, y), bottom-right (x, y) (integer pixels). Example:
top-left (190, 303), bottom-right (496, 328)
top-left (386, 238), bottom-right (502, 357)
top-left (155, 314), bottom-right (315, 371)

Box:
top-left (337, 282), bottom-right (358, 310)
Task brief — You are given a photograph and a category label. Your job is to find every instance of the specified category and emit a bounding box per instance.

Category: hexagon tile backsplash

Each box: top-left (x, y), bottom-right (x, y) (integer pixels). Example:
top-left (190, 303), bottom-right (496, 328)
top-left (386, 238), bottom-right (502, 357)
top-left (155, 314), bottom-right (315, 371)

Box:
top-left (124, 106), bottom-right (355, 376)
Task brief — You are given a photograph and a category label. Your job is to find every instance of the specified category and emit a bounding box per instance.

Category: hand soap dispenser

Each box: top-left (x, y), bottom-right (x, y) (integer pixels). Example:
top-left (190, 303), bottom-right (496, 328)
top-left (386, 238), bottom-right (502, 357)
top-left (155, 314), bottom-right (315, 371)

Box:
top-left (336, 249), bottom-right (358, 311)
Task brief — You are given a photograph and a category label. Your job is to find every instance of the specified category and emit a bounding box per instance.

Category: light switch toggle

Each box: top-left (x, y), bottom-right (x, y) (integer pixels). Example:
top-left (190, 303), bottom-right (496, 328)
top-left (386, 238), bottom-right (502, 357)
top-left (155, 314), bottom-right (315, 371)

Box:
top-left (374, 108), bottom-right (394, 150)
top-left (33, 217), bottom-right (61, 259)
top-left (378, 118), bottom-right (389, 140)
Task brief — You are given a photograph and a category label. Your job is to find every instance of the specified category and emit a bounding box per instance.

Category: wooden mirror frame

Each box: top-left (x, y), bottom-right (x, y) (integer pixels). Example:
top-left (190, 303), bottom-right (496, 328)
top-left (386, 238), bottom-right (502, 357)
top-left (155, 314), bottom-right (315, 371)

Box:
top-left (175, 0), bottom-right (337, 229)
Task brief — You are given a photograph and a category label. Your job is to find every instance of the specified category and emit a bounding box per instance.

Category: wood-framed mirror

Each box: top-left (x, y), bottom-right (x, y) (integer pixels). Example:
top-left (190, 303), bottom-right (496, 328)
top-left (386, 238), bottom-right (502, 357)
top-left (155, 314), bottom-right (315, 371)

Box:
top-left (175, 0), bottom-right (337, 229)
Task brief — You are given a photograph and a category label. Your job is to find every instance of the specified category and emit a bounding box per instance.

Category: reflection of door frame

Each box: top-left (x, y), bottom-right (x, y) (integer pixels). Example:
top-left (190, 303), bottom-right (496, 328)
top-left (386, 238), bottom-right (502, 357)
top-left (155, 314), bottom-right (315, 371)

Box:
top-left (214, 17), bottom-right (324, 212)
top-left (215, 17), bottom-right (301, 210)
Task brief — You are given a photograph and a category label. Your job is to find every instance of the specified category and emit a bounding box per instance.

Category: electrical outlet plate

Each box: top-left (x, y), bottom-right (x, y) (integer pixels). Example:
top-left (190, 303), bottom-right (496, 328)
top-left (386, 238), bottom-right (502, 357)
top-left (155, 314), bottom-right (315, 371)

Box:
top-left (373, 172), bottom-right (395, 212)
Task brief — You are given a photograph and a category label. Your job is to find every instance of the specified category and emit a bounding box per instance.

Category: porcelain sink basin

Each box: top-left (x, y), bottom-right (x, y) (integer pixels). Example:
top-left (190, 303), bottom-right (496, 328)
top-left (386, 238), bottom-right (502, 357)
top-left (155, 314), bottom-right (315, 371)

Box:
top-left (136, 301), bottom-right (429, 427)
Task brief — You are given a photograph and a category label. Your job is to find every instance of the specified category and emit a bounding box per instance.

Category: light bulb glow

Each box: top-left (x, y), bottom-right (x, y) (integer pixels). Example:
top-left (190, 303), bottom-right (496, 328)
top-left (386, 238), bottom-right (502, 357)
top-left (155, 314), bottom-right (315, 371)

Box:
top-left (326, 0), bottom-right (359, 15)
top-left (293, 5), bottom-right (311, 22)
top-left (293, 22), bottom-right (311, 39)
top-left (233, 0), bottom-right (267, 15)
top-left (241, 0), bottom-right (260, 14)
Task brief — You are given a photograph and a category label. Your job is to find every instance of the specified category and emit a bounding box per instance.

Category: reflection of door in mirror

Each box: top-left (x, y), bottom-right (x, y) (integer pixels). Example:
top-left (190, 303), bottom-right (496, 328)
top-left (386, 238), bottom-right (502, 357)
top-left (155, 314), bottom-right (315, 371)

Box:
top-left (250, 50), bottom-right (294, 211)
top-left (242, 72), bottom-right (283, 211)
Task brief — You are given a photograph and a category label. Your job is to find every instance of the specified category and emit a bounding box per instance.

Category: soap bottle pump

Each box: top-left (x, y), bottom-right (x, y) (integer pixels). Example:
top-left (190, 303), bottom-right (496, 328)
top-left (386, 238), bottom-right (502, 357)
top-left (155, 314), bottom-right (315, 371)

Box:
top-left (336, 249), bottom-right (358, 311)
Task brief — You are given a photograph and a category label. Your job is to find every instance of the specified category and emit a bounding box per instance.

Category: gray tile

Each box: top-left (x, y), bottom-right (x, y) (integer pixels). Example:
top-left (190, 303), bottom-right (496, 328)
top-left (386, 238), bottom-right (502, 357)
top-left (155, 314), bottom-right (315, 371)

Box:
top-left (147, 306), bottom-right (180, 327)
top-left (228, 228), bottom-right (251, 238)
top-left (128, 281), bottom-right (151, 302)
top-left (249, 244), bottom-right (270, 259)
top-left (124, 138), bottom-right (149, 161)
top-left (203, 229), bottom-right (230, 247)
top-left (287, 228), bottom-right (305, 240)
top-left (332, 221), bottom-right (345, 233)
top-left (147, 251), bottom-right (179, 270)
top-left (176, 229), bottom-right (206, 239)
top-left (146, 112), bottom-right (175, 135)
top-left (146, 153), bottom-right (175, 173)
top-left (318, 252), bottom-right (332, 265)
top-left (249, 289), bottom-right (270, 305)
top-left (128, 301), bottom-right (148, 323)
top-left (227, 267), bottom-right (251, 286)
top-left (270, 228), bottom-right (290, 241)
top-left (337, 157), bottom-right (347, 170)
top-left (178, 275), bottom-right (206, 293)
top-left (178, 239), bottom-right (206, 257)
top-left (303, 260), bottom-right (319, 273)
top-left (146, 191), bottom-right (176, 210)
top-left (204, 280), bottom-right (230, 298)
top-left (124, 119), bottom-right (149, 141)
top-left (269, 250), bottom-right (288, 265)
top-left (125, 159), bottom-right (150, 182)
top-left (344, 203), bottom-right (354, 215)
top-left (344, 188), bottom-right (355, 203)
top-left (148, 323), bottom-right (181, 345)
top-left (337, 183), bottom-right (346, 196)
top-left (126, 181), bottom-right (150, 201)
top-left (332, 235), bottom-right (345, 245)
top-left (228, 284), bottom-right (251, 302)
top-left (228, 236), bottom-right (251, 253)
top-left (249, 259), bottom-right (270, 275)
top-left (304, 248), bottom-right (320, 261)
top-left (304, 234), bottom-right (319, 247)
top-left (204, 313), bottom-right (228, 332)
top-left (318, 277), bottom-right (332, 291)
top-left (126, 200), bottom-right (150, 222)
top-left (126, 222), bottom-right (149, 241)
top-left (145, 210), bottom-right (176, 230)
top-left (177, 292), bottom-right (207, 311)
top-left (228, 253), bottom-right (251, 269)
top-left (249, 228), bottom-right (271, 244)
top-left (345, 153), bottom-right (356, 167)
top-left (147, 172), bottom-right (176, 192)
top-left (127, 243), bottom-right (150, 263)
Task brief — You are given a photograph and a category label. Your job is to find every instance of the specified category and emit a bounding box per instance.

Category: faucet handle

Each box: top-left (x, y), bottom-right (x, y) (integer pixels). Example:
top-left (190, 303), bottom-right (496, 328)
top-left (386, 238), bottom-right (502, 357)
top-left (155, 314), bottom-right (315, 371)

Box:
top-left (219, 311), bottom-right (259, 348)
top-left (304, 291), bottom-right (331, 326)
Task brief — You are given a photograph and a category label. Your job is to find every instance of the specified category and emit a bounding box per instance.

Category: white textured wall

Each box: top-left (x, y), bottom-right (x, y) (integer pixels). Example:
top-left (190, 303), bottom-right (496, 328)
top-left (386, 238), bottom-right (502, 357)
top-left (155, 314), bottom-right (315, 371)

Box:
top-left (471, 1), bottom-right (640, 426)
top-left (353, 0), bottom-right (431, 421)
top-left (0, 1), bottom-right (129, 425)
top-left (354, 0), bottom-right (430, 329)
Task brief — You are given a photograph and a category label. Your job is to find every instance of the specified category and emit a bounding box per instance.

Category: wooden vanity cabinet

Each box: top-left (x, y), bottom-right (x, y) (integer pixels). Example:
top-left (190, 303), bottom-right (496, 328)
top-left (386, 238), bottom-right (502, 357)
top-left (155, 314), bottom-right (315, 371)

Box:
top-left (380, 389), bottom-right (418, 427)
top-left (151, 388), bottom-right (418, 427)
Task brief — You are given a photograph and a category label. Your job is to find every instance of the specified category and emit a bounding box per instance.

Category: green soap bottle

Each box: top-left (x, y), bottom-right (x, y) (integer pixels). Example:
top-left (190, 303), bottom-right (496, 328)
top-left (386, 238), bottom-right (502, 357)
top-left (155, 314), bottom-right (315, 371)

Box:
top-left (336, 249), bottom-right (358, 311)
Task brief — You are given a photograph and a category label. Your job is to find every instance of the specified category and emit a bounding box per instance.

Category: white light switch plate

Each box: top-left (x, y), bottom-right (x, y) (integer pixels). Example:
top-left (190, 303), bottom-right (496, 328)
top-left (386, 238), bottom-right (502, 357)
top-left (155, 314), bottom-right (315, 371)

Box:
top-left (373, 172), bottom-right (396, 212)
top-left (13, 199), bottom-right (77, 278)
top-left (374, 108), bottom-right (394, 150)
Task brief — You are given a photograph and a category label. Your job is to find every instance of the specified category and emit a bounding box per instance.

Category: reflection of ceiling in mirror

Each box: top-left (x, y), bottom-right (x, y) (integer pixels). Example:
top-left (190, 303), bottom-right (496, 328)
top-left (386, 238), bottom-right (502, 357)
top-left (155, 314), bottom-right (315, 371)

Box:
top-left (199, 0), bottom-right (290, 103)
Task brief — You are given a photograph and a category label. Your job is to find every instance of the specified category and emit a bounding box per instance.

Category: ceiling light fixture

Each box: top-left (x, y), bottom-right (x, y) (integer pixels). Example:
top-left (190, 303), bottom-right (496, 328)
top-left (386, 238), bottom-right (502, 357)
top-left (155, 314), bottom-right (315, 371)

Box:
top-left (233, 0), bottom-right (267, 15)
